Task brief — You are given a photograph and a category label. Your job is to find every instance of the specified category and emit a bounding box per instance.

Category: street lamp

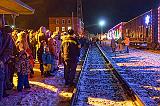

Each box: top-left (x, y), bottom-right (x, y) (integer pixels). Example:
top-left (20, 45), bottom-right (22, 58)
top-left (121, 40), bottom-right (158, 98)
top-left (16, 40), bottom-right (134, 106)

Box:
top-left (99, 20), bottom-right (105, 27)
top-left (99, 20), bottom-right (106, 44)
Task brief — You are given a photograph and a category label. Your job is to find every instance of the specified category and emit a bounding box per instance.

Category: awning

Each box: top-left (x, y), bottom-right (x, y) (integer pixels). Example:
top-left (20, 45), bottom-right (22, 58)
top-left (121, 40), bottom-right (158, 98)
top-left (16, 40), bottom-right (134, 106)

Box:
top-left (0, 0), bottom-right (34, 15)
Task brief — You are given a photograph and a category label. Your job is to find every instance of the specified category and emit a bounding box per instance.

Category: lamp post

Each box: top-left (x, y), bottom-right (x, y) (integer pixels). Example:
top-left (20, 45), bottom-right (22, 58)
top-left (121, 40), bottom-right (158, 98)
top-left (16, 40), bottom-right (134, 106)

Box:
top-left (99, 20), bottom-right (105, 44)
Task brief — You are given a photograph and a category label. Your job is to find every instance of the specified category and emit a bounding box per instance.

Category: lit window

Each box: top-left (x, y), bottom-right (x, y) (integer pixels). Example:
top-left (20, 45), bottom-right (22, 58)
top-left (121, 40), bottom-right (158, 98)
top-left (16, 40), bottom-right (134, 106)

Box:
top-left (62, 19), bottom-right (65, 24)
top-left (56, 19), bottom-right (59, 24)
top-left (56, 27), bottom-right (59, 32)
top-left (68, 26), bottom-right (72, 30)
top-left (62, 27), bottom-right (65, 31)
top-left (68, 19), bottom-right (71, 24)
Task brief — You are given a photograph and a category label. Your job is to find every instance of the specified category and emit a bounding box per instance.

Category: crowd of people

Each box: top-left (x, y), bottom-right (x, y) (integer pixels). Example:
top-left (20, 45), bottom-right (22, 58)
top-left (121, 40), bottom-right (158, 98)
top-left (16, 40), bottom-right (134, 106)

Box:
top-left (0, 25), bottom-right (89, 100)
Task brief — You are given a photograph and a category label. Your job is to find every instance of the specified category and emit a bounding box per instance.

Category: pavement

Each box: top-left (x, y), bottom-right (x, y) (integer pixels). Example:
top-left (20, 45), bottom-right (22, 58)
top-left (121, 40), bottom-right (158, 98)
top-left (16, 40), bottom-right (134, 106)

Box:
top-left (100, 40), bottom-right (160, 106)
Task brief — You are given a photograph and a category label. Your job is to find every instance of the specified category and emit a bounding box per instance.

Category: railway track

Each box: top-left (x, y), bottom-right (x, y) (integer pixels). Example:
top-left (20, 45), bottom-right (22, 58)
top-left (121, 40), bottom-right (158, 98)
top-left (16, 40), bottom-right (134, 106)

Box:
top-left (71, 45), bottom-right (142, 106)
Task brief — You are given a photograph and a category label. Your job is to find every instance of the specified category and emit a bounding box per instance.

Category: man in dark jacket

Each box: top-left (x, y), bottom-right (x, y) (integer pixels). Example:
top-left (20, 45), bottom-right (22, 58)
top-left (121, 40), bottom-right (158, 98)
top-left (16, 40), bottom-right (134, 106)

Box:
top-left (0, 26), bottom-right (14, 99)
top-left (61, 29), bottom-right (80, 86)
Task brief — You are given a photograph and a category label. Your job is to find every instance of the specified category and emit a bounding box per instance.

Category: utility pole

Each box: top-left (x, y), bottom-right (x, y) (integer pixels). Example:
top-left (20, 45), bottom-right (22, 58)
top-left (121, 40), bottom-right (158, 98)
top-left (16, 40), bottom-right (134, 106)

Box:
top-left (77, 0), bottom-right (83, 35)
top-left (77, 0), bottom-right (83, 21)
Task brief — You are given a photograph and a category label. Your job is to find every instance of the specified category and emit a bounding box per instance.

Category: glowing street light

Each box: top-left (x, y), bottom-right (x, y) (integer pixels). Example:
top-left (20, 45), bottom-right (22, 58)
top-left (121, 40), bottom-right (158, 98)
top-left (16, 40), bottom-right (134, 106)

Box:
top-left (99, 20), bottom-right (106, 27)
top-left (99, 20), bottom-right (106, 44)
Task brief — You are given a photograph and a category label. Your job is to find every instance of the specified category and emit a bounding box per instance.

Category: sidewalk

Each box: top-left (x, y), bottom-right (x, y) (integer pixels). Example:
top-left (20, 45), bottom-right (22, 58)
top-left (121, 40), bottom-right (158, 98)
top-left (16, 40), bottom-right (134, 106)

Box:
top-left (0, 64), bottom-right (74, 106)
top-left (0, 48), bottom-right (86, 106)
top-left (100, 42), bottom-right (160, 106)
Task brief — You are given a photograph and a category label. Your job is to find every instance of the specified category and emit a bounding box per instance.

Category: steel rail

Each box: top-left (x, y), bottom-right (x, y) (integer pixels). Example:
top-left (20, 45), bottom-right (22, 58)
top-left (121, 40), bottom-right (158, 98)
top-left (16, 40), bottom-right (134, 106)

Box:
top-left (71, 47), bottom-right (90, 106)
top-left (97, 44), bottom-right (145, 106)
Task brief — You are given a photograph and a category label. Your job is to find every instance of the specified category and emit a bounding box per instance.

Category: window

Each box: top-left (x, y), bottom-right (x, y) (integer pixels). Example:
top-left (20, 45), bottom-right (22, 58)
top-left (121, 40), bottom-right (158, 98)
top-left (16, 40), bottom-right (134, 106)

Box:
top-left (62, 27), bottom-right (65, 31)
top-left (56, 19), bottom-right (59, 24)
top-left (68, 19), bottom-right (71, 24)
top-left (62, 19), bottom-right (65, 24)
top-left (56, 27), bottom-right (59, 32)
top-left (68, 26), bottom-right (72, 30)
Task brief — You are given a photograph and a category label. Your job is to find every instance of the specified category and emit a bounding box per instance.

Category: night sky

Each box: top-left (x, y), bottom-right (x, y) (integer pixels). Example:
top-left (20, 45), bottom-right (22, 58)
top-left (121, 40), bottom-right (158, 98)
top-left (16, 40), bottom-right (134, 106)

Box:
top-left (19, 0), bottom-right (156, 33)
top-left (82, 0), bottom-right (154, 33)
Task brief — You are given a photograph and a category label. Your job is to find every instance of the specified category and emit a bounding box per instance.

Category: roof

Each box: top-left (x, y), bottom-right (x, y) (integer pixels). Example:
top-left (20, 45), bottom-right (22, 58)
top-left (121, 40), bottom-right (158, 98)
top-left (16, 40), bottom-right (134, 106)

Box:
top-left (0, 0), bottom-right (34, 15)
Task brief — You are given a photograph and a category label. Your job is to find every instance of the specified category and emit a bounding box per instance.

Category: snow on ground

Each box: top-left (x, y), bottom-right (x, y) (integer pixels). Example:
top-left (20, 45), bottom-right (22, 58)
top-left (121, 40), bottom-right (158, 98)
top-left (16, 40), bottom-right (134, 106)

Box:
top-left (101, 43), bottom-right (160, 105)
top-left (0, 48), bottom-right (87, 106)
top-left (0, 66), bottom-right (73, 106)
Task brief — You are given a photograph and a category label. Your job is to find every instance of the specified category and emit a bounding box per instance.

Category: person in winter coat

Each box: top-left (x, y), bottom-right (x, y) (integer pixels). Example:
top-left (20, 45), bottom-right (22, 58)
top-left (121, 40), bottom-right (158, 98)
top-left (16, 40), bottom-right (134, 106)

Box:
top-left (16, 51), bottom-right (31, 92)
top-left (38, 26), bottom-right (46, 47)
top-left (61, 29), bottom-right (80, 86)
top-left (0, 60), bottom-right (5, 100)
top-left (117, 37), bottom-right (123, 53)
top-left (37, 40), bottom-right (46, 76)
top-left (124, 36), bottom-right (130, 53)
top-left (16, 32), bottom-right (34, 78)
top-left (29, 30), bottom-right (37, 59)
top-left (0, 26), bottom-right (14, 98)
top-left (48, 38), bottom-right (58, 74)
top-left (57, 33), bottom-right (62, 65)
top-left (110, 37), bottom-right (116, 52)
top-left (42, 46), bottom-right (53, 77)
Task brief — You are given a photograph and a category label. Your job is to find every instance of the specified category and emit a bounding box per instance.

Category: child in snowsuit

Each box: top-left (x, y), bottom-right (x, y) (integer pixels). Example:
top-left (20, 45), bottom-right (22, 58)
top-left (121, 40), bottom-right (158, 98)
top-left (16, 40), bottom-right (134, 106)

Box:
top-left (48, 38), bottom-right (58, 75)
top-left (42, 46), bottom-right (53, 77)
top-left (16, 51), bottom-right (31, 92)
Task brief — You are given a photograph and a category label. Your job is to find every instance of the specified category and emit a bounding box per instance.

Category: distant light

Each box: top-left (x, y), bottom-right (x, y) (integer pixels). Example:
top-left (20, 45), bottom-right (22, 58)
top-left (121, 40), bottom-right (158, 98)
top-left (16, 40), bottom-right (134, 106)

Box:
top-left (68, 26), bottom-right (72, 30)
top-left (11, 25), bottom-right (15, 28)
top-left (99, 20), bottom-right (106, 27)
top-left (145, 15), bottom-right (150, 25)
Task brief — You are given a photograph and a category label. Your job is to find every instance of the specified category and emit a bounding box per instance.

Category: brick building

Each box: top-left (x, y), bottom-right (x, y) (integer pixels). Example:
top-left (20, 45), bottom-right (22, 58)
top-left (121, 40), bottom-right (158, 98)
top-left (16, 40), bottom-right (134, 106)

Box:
top-left (49, 16), bottom-right (84, 35)
top-left (48, 0), bottom-right (84, 35)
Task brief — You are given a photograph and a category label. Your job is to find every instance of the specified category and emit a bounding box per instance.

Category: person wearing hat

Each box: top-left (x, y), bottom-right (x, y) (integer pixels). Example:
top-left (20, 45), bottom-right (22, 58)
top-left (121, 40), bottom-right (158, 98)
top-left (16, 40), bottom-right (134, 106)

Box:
top-left (61, 29), bottom-right (80, 86)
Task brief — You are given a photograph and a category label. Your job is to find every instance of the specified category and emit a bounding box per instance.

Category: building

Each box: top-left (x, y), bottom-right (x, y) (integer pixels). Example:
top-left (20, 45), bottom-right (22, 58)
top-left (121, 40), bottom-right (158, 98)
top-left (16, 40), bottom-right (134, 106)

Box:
top-left (49, 16), bottom-right (84, 34)
top-left (49, 0), bottom-right (84, 35)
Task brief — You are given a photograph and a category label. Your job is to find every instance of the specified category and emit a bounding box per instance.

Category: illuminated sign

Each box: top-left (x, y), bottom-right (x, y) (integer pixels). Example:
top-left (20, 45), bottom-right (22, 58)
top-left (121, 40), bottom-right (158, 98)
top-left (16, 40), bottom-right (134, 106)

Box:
top-left (145, 15), bottom-right (150, 25)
